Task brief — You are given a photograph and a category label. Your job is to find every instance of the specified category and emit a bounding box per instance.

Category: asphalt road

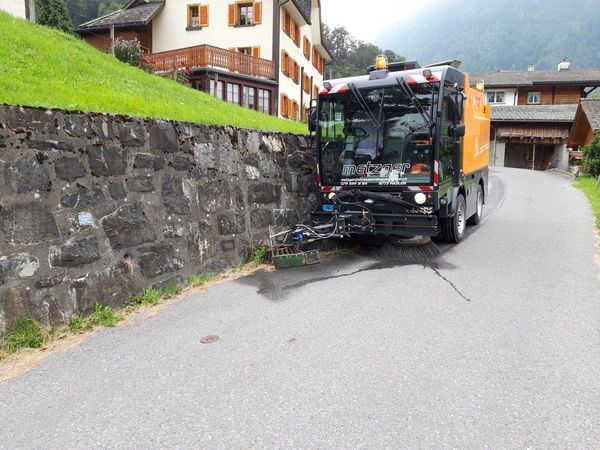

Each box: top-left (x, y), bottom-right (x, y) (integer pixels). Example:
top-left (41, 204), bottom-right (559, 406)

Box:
top-left (1, 168), bottom-right (599, 449)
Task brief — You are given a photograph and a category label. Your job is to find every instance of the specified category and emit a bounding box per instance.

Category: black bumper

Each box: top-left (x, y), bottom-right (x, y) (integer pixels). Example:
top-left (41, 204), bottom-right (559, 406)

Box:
top-left (312, 210), bottom-right (438, 237)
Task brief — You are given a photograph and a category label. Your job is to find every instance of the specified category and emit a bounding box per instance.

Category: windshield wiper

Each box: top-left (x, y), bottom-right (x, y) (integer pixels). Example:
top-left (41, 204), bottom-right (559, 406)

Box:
top-left (348, 83), bottom-right (381, 129)
top-left (396, 77), bottom-right (432, 126)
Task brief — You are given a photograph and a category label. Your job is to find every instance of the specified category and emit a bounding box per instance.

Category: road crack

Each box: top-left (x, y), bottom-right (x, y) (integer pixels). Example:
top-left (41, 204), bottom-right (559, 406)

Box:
top-left (428, 266), bottom-right (472, 302)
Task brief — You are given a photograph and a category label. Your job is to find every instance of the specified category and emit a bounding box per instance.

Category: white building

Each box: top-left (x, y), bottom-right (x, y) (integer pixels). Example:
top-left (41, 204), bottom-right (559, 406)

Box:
top-left (78, 0), bottom-right (332, 119)
top-left (0, 0), bottom-right (27, 19)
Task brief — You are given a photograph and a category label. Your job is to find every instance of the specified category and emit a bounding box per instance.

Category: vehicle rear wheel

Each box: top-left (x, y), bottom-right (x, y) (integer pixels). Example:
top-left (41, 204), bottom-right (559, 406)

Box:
top-left (467, 186), bottom-right (483, 225)
top-left (440, 194), bottom-right (466, 243)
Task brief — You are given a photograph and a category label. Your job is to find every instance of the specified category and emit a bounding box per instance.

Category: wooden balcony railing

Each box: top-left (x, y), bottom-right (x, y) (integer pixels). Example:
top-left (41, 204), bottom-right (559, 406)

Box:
top-left (147, 44), bottom-right (276, 80)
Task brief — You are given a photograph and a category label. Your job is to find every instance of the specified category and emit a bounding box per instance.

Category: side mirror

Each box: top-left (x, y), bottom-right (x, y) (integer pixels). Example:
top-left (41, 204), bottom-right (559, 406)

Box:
top-left (448, 124), bottom-right (466, 138)
top-left (456, 92), bottom-right (465, 121)
top-left (308, 106), bottom-right (317, 133)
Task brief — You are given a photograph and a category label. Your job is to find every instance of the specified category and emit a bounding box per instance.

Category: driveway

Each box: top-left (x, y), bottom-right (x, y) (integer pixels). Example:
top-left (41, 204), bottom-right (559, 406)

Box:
top-left (1, 168), bottom-right (599, 449)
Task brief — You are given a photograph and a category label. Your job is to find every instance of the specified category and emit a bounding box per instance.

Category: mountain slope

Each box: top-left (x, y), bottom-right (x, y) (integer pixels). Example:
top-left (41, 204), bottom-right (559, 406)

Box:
top-left (376, 0), bottom-right (600, 71)
top-left (0, 12), bottom-right (305, 134)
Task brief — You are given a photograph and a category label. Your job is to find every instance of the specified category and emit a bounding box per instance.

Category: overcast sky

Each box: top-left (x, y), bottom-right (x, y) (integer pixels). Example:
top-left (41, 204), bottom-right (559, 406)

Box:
top-left (320, 0), bottom-right (428, 43)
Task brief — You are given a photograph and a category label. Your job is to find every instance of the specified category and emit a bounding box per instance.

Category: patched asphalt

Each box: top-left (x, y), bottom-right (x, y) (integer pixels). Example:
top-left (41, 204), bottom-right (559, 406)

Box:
top-left (1, 167), bottom-right (599, 449)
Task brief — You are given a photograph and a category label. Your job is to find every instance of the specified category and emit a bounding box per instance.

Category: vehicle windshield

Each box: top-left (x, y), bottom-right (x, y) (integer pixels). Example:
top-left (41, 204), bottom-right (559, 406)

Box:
top-left (318, 83), bottom-right (438, 187)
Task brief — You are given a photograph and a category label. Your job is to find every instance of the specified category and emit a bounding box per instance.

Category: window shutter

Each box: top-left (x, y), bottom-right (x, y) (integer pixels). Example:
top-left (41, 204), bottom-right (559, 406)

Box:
top-left (199, 4), bottom-right (209, 27)
top-left (228, 4), bottom-right (235, 26)
top-left (253, 2), bottom-right (262, 24)
top-left (187, 6), bottom-right (192, 27)
top-left (252, 46), bottom-right (261, 58)
top-left (281, 9), bottom-right (288, 33)
top-left (280, 94), bottom-right (288, 118)
top-left (294, 23), bottom-right (300, 46)
top-left (281, 50), bottom-right (290, 75)
top-left (304, 37), bottom-right (311, 59)
top-left (229, 47), bottom-right (237, 52)
top-left (292, 100), bottom-right (298, 120)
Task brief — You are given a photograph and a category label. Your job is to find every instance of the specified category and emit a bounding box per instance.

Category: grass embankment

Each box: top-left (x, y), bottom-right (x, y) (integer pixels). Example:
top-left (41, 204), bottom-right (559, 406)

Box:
top-left (0, 12), bottom-right (306, 134)
top-left (575, 177), bottom-right (600, 230)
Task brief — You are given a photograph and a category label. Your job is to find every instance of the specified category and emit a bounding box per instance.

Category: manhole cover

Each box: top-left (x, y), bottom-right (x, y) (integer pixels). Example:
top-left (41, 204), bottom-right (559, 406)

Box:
top-left (200, 335), bottom-right (220, 344)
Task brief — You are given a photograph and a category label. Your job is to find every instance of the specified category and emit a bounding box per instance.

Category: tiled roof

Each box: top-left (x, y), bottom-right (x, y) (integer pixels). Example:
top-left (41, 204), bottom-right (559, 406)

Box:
top-left (78, 1), bottom-right (164, 30)
top-left (580, 98), bottom-right (600, 131)
top-left (292, 0), bottom-right (312, 24)
top-left (469, 69), bottom-right (600, 88)
top-left (491, 105), bottom-right (578, 123)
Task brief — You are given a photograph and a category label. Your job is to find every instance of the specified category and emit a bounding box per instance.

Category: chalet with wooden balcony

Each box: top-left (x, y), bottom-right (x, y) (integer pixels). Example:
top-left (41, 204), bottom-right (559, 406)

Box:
top-left (568, 99), bottom-right (600, 149)
top-left (470, 63), bottom-right (600, 171)
top-left (78, 0), bottom-right (332, 119)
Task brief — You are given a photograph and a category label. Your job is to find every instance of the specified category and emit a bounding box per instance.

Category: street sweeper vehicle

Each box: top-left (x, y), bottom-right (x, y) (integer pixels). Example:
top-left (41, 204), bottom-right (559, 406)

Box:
top-left (307, 57), bottom-right (491, 244)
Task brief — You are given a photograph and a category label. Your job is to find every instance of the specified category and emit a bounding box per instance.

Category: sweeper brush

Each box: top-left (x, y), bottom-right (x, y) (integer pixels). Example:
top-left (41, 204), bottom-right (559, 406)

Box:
top-left (375, 236), bottom-right (441, 263)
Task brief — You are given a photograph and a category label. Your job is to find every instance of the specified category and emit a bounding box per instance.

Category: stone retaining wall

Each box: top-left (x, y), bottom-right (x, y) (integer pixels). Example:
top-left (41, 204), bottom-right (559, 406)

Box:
top-left (0, 105), bottom-right (317, 332)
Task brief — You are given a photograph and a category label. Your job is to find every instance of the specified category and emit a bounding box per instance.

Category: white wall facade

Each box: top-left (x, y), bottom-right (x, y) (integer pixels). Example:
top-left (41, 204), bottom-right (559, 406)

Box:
top-left (1, 0), bottom-right (26, 19)
top-left (278, 0), bottom-right (330, 119)
top-left (152, 0), bottom-right (275, 58)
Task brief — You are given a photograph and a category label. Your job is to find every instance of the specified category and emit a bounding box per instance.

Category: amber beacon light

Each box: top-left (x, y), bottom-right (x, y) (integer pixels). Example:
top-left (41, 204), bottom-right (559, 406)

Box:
top-left (374, 54), bottom-right (388, 70)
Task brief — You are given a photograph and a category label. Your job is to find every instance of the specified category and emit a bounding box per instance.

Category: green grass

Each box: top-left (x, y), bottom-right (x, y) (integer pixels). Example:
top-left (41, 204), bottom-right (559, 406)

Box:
top-left (67, 304), bottom-right (124, 333)
top-left (0, 316), bottom-right (50, 355)
top-left (188, 273), bottom-right (218, 288)
top-left (160, 284), bottom-right (182, 299)
top-left (575, 177), bottom-right (600, 230)
top-left (251, 246), bottom-right (267, 265)
top-left (130, 288), bottom-right (163, 307)
top-left (0, 12), bottom-right (307, 135)
top-left (128, 284), bottom-right (182, 309)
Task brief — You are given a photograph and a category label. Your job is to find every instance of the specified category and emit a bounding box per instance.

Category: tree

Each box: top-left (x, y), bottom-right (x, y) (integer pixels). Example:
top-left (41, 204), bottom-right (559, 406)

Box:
top-left (583, 132), bottom-right (600, 177)
top-left (322, 23), bottom-right (405, 79)
top-left (36, 0), bottom-right (74, 33)
top-left (97, 0), bottom-right (122, 17)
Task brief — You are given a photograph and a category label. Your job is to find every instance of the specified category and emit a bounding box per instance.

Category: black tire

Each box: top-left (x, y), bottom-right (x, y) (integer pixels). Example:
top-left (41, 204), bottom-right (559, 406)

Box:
top-left (467, 185), bottom-right (484, 225)
top-left (440, 194), bottom-right (466, 243)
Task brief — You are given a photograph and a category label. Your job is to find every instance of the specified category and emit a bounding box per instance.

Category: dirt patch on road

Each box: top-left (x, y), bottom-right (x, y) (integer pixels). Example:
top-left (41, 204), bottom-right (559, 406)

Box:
top-left (0, 333), bottom-right (88, 383)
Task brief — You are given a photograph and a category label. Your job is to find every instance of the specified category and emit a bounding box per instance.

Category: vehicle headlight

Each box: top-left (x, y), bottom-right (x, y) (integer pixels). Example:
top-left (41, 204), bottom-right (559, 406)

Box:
top-left (414, 193), bottom-right (427, 205)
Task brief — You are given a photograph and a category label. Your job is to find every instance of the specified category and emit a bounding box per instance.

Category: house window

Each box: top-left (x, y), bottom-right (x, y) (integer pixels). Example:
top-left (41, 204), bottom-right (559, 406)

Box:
top-left (258, 89), bottom-right (270, 114)
top-left (243, 86), bottom-right (256, 109)
top-left (486, 91), bottom-right (505, 104)
top-left (229, 2), bottom-right (262, 26)
top-left (210, 80), bottom-right (224, 99)
top-left (303, 73), bottom-right (310, 94)
top-left (527, 92), bottom-right (541, 104)
top-left (227, 83), bottom-right (240, 104)
top-left (303, 37), bottom-right (311, 60)
top-left (291, 61), bottom-right (300, 84)
top-left (280, 93), bottom-right (289, 118)
top-left (281, 8), bottom-right (300, 46)
top-left (238, 47), bottom-right (252, 55)
top-left (189, 5), bottom-right (199, 27)
top-left (281, 50), bottom-right (290, 75)
top-left (238, 2), bottom-right (253, 25)
top-left (187, 4), bottom-right (208, 29)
